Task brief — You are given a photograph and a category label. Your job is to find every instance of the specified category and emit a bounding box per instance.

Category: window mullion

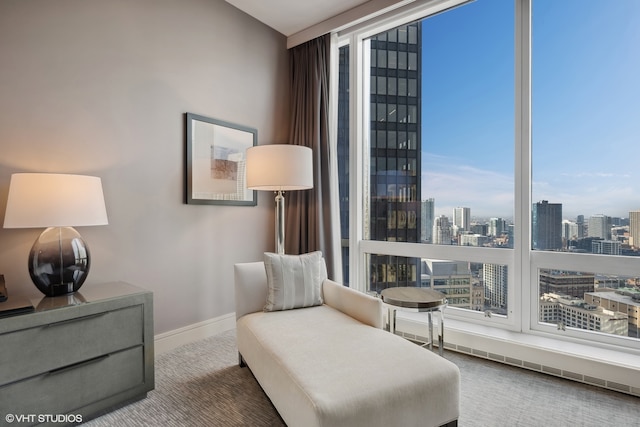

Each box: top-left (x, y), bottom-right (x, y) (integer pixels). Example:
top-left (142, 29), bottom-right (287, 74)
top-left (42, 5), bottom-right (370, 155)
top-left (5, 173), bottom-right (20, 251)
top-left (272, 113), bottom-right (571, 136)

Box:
top-left (349, 33), bottom-right (368, 293)
top-left (515, 0), bottom-right (532, 334)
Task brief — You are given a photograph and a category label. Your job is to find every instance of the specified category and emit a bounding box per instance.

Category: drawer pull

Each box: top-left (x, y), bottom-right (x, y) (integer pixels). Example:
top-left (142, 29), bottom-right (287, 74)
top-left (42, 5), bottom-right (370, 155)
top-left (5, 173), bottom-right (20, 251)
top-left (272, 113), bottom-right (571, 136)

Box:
top-left (47, 354), bottom-right (110, 376)
top-left (46, 312), bottom-right (107, 328)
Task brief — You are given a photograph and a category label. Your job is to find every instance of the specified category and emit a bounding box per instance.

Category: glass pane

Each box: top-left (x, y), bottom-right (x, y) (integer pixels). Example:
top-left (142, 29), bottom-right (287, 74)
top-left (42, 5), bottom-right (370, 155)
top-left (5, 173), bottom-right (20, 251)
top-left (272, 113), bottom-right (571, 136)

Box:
top-left (532, 1), bottom-right (640, 256)
top-left (421, 1), bottom-right (514, 247)
top-left (538, 269), bottom-right (639, 340)
top-left (366, 254), bottom-right (508, 315)
top-left (365, 1), bottom-right (514, 249)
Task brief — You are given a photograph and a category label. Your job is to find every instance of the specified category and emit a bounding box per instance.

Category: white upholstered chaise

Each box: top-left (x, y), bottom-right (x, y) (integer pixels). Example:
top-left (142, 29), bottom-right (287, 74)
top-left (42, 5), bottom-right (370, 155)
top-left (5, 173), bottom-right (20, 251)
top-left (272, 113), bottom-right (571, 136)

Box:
top-left (234, 260), bottom-right (460, 427)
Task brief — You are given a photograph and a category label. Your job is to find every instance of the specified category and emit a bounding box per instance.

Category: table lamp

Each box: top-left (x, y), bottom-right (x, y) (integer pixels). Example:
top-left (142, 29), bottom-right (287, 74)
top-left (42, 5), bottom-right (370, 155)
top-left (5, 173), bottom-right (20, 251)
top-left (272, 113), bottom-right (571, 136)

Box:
top-left (3, 173), bottom-right (108, 297)
top-left (246, 144), bottom-right (313, 254)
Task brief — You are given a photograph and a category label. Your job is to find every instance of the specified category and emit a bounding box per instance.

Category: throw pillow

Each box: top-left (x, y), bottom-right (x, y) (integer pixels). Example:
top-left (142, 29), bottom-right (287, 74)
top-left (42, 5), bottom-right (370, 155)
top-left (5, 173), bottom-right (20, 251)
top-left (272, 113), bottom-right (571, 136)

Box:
top-left (263, 251), bottom-right (327, 311)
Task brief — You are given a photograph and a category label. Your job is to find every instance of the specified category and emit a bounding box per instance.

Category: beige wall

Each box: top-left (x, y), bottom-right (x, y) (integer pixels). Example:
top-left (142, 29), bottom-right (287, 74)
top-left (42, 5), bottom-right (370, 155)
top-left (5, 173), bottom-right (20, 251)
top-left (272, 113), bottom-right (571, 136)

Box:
top-left (0, 0), bottom-right (288, 334)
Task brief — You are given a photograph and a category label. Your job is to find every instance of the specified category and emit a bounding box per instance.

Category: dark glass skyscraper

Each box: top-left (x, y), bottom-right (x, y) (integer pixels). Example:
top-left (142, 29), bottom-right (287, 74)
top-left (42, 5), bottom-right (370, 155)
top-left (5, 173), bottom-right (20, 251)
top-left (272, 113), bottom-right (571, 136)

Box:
top-left (338, 22), bottom-right (424, 291)
top-left (369, 23), bottom-right (422, 292)
top-left (337, 22), bottom-right (422, 292)
top-left (532, 200), bottom-right (562, 250)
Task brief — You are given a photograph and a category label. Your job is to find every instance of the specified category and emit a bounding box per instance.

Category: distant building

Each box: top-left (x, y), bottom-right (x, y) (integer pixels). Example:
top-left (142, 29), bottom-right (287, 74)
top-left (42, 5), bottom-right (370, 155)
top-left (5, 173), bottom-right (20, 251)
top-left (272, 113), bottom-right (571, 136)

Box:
top-left (460, 234), bottom-right (490, 247)
top-left (507, 224), bottom-right (514, 248)
top-left (588, 214), bottom-right (612, 240)
top-left (488, 217), bottom-right (506, 237)
top-left (540, 293), bottom-right (628, 336)
top-left (471, 223), bottom-right (488, 236)
top-left (471, 280), bottom-right (485, 312)
top-left (453, 207), bottom-right (471, 232)
top-left (433, 215), bottom-right (452, 245)
top-left (576, 215), bottom-right (586, 238)
top-left (567, 236), bottom-right (601, 253)
top-left (421, 259), bottom-right (471, 309)
top-left (592, 240), bottom-right (621, 255)
top-left (539, 270), bottom-right (595, 298)
top-left (629, 210), bottom-right (640, 248)
top-left (421, 198), bottom-right (435, 243)
top-left (562, 220), bottom-right (578, 242)
top-left (484, 264), bottom-right (508, 310)
top-left (595, 275), bottom-right (628, 289)
top-left (585, 288), bottom-right (640, 338)
top-left (532, 201), bottom-right (562, 250)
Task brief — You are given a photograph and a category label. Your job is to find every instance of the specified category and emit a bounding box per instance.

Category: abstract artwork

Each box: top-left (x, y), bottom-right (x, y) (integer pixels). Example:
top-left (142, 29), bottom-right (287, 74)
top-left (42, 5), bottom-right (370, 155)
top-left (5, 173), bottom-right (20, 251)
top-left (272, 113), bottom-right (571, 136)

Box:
top-left (185, 113), bottom-right (257, 206)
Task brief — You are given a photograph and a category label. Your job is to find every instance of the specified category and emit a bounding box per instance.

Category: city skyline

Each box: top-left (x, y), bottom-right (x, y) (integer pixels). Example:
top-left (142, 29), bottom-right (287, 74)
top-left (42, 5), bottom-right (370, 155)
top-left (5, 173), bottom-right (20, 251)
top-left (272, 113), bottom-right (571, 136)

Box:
top-left (419, 0), bottom-right (640, 219)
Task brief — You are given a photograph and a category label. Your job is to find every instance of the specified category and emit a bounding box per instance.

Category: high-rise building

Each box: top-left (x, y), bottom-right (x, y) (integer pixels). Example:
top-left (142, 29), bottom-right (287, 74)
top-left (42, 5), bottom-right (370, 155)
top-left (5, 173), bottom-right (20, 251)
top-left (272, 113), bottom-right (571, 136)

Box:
top-left (340, 22), bottom-right (423, 290)
top-left (484, 264), bottom-right (508, 311)
top-left (433, 215), bottom-right (452, 245)
top-left (576, 215), bottom-right (586, 238)
top-left (588, 214), bottom-right (612, 240)
top-left (562, 220), bottom-right (578, 242)
top-left (421, 198), bottom-right (435, 243)
top-left (488, 217), bottom-right (506, 237)
top-left (453, 207), bottom-right (471, 233)
top-left (532, 200), bottom-right (562, 250)
top-left (629, 210), bottom-right (640, 248)
top-left (507, 224), bottom-right (515, 249)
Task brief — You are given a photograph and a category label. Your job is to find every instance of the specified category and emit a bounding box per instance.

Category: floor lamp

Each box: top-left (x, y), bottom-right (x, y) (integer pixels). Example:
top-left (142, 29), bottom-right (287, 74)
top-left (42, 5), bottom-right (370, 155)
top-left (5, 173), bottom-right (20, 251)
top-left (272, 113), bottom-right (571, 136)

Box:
top-left (246, 144), bottom-right (313, 254)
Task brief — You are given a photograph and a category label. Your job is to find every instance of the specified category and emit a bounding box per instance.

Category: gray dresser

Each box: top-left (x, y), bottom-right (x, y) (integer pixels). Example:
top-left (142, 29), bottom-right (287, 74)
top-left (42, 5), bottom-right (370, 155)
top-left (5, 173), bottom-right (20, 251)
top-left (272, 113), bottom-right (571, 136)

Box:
top-left (0, 282), bottom-right (154, 426)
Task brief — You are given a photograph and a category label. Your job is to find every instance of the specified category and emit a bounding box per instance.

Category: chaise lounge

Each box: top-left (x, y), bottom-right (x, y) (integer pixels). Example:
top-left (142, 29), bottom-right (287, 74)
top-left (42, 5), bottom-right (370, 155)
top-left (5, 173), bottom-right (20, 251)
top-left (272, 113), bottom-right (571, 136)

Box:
top-left (234, 252), bottom-right (460, 427)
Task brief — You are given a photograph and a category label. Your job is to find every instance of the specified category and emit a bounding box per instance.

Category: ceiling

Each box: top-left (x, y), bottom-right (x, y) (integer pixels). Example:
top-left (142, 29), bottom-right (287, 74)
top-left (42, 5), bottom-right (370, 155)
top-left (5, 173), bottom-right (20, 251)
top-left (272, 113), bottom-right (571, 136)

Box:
top-left (225, 0), bottom-right (372, 37)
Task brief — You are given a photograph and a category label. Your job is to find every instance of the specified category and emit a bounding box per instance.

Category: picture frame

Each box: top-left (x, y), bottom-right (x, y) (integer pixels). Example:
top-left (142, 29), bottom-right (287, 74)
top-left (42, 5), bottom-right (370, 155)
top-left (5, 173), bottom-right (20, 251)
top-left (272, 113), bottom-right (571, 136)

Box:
top-left (185, 113), bottom-right (257, 206)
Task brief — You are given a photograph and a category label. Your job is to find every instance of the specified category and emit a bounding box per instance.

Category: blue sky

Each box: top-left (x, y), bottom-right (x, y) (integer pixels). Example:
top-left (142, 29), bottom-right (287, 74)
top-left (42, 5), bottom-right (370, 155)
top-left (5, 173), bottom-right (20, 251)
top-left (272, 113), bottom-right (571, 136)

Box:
top-left (420, 0), bottom-right (640, 220)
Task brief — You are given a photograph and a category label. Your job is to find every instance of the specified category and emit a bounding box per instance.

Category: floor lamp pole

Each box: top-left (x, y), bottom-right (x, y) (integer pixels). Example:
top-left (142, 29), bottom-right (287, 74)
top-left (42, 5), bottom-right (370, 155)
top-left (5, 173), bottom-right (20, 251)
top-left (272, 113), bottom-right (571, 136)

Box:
top-left (275, 190), bottom-right (285, 254)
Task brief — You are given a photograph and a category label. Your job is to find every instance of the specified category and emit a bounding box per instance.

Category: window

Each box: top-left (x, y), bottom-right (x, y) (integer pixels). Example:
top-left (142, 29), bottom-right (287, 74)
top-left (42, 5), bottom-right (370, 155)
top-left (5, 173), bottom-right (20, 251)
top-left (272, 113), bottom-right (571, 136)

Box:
top-left (337, 0), bottom-right (640, 350)
top-left (339, 1), bottom-right (515, 323)
top-left (531, 0), bottom-right (640, 343)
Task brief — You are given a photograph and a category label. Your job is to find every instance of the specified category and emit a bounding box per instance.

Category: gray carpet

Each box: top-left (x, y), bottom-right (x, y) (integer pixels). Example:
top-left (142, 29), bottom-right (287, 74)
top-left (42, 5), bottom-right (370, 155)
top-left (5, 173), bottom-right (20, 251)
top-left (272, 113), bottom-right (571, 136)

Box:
top-left (85, 330), bottom-right (638, 426)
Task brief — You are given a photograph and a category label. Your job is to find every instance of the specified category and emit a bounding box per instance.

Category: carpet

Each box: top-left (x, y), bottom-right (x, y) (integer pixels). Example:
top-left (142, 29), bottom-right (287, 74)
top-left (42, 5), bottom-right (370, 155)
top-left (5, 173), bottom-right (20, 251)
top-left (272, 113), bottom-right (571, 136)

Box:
top-left (84, 330), bottom-right (639, 426)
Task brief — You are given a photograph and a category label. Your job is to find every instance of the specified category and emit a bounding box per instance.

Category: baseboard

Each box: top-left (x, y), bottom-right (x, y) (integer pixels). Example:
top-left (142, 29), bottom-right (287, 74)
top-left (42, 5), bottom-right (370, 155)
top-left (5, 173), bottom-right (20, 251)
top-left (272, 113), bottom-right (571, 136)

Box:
top-left (154, 312), bottom-right (236, 356)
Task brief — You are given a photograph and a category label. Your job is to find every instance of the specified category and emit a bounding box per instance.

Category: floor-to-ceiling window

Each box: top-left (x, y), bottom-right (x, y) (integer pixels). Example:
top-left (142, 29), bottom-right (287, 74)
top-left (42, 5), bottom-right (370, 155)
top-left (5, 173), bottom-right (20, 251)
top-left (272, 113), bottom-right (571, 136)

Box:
top-left (530, 0), bottom-right (640, 343)
top-left (337, 0), bottom-right (640, 350)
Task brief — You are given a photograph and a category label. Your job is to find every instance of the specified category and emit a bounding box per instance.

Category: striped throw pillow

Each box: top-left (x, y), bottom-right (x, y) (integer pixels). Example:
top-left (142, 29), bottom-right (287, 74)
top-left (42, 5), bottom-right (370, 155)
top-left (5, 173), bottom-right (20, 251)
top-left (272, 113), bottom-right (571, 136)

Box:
top-left (263, 251), bottom-right (327, 311)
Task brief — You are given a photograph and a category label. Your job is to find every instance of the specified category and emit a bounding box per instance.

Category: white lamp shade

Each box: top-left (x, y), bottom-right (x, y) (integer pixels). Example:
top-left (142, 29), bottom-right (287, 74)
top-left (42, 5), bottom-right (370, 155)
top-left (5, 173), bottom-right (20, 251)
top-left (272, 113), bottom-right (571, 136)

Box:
top-left (246, 144), bottom-right (313, 191)
top-left (3, 173), bottom-right (108, 228)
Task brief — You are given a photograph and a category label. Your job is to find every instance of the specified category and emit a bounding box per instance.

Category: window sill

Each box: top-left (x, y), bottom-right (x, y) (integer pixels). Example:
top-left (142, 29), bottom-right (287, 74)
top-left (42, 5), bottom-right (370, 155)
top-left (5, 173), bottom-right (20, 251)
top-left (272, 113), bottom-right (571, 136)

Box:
top-left (394, 311), bottom-right (640, 397)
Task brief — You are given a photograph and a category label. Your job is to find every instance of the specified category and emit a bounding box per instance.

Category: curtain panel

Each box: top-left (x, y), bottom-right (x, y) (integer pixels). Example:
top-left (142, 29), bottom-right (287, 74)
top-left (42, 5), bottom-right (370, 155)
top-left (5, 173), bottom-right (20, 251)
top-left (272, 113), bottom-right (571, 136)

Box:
top-left (285, 34), bottom-right (341, 280)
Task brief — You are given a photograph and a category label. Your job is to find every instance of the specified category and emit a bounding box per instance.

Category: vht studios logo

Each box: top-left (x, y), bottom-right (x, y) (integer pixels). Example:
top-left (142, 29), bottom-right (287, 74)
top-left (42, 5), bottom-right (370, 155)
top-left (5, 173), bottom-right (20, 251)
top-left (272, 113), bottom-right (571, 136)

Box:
top-left (5, 414), bottom-right (83, 424)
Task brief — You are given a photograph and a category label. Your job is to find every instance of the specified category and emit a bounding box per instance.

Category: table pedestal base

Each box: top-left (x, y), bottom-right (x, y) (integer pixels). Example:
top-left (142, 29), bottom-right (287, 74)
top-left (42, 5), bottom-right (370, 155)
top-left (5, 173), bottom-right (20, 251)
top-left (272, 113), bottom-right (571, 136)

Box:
top-left (387, 307), bottom-right (444, 356)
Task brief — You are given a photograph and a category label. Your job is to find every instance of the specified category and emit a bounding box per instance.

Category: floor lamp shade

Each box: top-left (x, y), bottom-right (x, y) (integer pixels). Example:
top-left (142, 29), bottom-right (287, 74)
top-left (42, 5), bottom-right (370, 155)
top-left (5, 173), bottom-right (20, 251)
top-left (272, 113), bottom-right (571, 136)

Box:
top-left (3, 173), bottom-right (108, 296)
top-left (246, 144), bottom-right (313, 191)
top-left (246, 145), bottom-right (313, 254)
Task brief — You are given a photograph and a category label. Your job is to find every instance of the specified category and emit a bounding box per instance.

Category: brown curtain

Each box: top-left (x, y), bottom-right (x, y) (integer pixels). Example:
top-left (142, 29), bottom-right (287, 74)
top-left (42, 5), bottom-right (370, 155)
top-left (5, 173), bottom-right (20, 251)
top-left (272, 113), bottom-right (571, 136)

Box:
top-left (285, 34), bottom-right (341, 280)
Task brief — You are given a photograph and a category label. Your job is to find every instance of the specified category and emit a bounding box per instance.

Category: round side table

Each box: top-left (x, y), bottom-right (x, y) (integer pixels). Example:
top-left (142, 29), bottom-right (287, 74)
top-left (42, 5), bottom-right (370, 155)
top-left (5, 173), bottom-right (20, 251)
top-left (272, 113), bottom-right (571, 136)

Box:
top-left (380, 287), bottom-right (447, 356)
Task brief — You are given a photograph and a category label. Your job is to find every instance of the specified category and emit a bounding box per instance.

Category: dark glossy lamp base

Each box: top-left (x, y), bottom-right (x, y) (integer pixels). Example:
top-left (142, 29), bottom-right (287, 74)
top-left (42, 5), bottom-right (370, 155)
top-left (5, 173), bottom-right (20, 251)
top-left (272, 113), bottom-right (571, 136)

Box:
top-left (29, 226), bottom-right (91, 297)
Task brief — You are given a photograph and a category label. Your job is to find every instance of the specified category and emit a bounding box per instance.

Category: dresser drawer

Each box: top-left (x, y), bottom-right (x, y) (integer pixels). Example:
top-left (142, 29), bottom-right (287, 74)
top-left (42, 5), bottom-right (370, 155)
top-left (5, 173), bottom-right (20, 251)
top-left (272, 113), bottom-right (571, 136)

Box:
top-left (0, 304), bottom-right (143, 386)
top-left (0, 346), bottom-right (145, 420)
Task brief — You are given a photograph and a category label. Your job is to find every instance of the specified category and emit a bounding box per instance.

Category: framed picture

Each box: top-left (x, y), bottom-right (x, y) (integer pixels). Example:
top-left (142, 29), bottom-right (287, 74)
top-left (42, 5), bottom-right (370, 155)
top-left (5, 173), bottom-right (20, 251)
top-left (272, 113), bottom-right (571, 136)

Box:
top-left (185, 113), bottom-right (257, 206)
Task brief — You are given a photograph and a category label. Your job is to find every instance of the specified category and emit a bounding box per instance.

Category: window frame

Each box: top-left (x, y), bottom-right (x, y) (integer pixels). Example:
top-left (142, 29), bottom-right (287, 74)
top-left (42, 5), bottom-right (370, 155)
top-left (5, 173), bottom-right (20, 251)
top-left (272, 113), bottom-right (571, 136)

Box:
top-left (335, 0), bottom-right (640, 352)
